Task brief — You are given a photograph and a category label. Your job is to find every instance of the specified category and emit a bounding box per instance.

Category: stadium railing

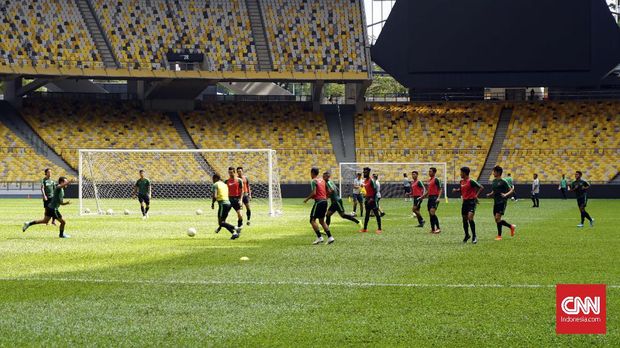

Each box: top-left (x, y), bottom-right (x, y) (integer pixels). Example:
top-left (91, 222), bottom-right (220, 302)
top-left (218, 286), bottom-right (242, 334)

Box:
top-left (500, 148), bottom-right (620, 156)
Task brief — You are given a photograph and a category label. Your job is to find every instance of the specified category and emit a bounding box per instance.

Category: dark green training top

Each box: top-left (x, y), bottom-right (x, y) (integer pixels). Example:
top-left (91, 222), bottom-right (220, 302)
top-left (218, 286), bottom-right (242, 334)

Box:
top-left (136, 178), bottom-right (150, 195)
top-left (491, 178), bottom-right (511, 203)
top-left (570, 179), bottom-right (590, 199)
top-left (48, 187), bottom-right (64, 209)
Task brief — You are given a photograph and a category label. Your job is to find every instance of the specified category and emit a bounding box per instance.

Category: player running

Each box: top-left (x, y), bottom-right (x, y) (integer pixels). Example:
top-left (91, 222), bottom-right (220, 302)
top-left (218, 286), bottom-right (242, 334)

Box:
top-left (134, 170), bottom-right (151, 219)
top-left (236, 167), bottom-right (252, 226)
top-left (226, 167), bottom-right (244, 229)
top-left (303, 167), bottom-right (333, 245)
top-left (352, 172), bottom-right (364, 217)
top-left (452, 167), bottom-right (483, 244)
top-left (506, 173), bottom-right (517, 201)
top-left (41, 168), bottom-right (56, 226)
top-left (402, 173), bottom-right (411, 202)
top-left (324, 172), bottom-right (362, 229)
top-left (422, 167), bottom-right (442, 234)
top-left (23, 177), bottom-right (73, 238)
top-left (569, 171), bottom-right (594, 228)
top-left (485, 166), bottom-right (516, 240)
top-left (410, 170), bottom-right (426, 228)
top-left (360, 167), bottom-right (382, 234)
top-left (211, 173), bottom-right (241, 239)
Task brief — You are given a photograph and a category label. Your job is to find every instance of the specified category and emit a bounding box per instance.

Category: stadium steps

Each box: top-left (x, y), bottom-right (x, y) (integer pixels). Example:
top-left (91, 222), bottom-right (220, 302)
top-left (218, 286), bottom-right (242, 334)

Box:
top-left (611, 172), bottom-right (620, 184)
top-left (479, 106), bottom-right (513, 184)
top-left (0, 101), bottom-right (77, 176)
top-left (322, 104), bottom-right (357, 164)
top-left (245, 0), bottom-right (274, 71)
top-left (167, 112), bottom-right (216, 175)
top-left (77, 0), bottom-right (119, 68)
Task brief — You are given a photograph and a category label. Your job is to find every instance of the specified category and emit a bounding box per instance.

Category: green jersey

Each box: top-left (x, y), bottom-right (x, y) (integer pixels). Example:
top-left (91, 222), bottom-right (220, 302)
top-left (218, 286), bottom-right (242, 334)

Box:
top-left (570, 179), bottom-right (590, 199)
top-left (560, 178), bottom-right (568, 189)
top-left (136, 178), bottom-right (150, 195)
top-left (491, 178), bottom-right (511, 203)
top-left (505, 177), bottom-right (513, 187)
top-left (326, 180), bottom-right (340, 202)
top-left (48, 187), bottom-right (64, 209)
top-left (42, 177), bottom-right (56, 198)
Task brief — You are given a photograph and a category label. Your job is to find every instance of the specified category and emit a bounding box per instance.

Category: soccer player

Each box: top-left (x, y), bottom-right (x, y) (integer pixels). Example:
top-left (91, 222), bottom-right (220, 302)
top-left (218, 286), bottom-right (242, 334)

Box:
top-left (41, 168), bottom-right (56, 226)
top-left (559, 174), bottom-right (568, 200)
top-left (506, 173), bottom-right (517, 201)
top-left (422, 167), bottom-right (442, 234)
top-left (452, 167), bottom-right (483, 244)
top-left (410, 170), bottom-right (426, 227)
top-left (303, 167), bottom-right (333, 245)
top-left (23, 177), bottom-right (73, 238)
top-left (352, 172), bottom-right (364, 217)
top-left (569, 171), bottom-right (594, 228)
top-left (531, 173), bottom-right (540, 208)
top-left (372, 173), bottom-right (385, 217)
top-left (211, 173), bottom-right (241, 239)
top-left (485, 166), bottom-right (516, 241)
top-left (402, 173), bottom-right (411, 202)
top-left (360, 167), bottom-right (382, 234)
top-left (133, 170), bottom-right (151, 219)
top-left (237, 167), bottom-right (252, 225)
top-left (324, 171), bottom-right (361, 228)
top-left (226, 167), bottom-right (244, 229)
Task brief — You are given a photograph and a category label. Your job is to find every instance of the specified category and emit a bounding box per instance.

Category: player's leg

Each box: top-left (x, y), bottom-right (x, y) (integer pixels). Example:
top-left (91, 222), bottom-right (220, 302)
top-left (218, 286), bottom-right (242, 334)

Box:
top-left (56, 214), bottom-right (68, 238)
top-left (461, 213), bottom-right (470, 243)
top-left (337, 200), bottom-right (360, 225)
top-left (233, 199), bottom-right (243, 227)
top-left (143, 195), bottom-right (150, 217)
top-left (358, 195), bottom-right (364, 217)
top-left (377, 197), bottom-right (385, 217)
top-left (243, 195), bottom-right (251, 225)
top-left (361, 199), bottom-right (371, 232)
top-left (310, 202), bottom-right (323, 244)
top-left (468, 211), bottom-right (477, 244)
top-left (370, 199), bottom-right (382, 233)
top-left (316, 201), bottom-right (332, 241)
top-left (535, 194), bottom-right (540, 207)
top-left (218, 204), bottom-right (236, 236)
top-left (531, 193), bottom-right (536, 207)
top-left (352, 195), bottom-right (358, 215)
top-left (23, 214), bottom-right (52, 232)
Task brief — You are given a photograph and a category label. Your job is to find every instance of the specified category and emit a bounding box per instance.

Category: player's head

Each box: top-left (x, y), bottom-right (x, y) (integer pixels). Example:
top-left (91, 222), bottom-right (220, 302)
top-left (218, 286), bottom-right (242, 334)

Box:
top-left (310, 167), bottom-right (319, 179)
top-left (533, 173), bottom-right (538, 179)
top-left (493, 165), bottom-right (503, 177)
top-left (356, 172), bottom-right (362, 178)
top-left (507, 173), bottom-right (512, 177)
top-left (228, 167), bottom-right (235, 178)
top-left (460, 167), bottom-right (470, 179)
top-left (363, 167), bottom-right (371, 179)
top-left (373, 173), bottom-right (378, 180)
top-left (575, 171), bottom-right (582, 179)
top-left (58, 176), bottom-right (67, 184)
top-left (44, 168), bottom-right (51, 178)
top-left (212, 173), bottom-right (221, 182)
top-left (236, 167), bottom-right (244, 176)
top-left (411, 170), bottom-right (418, 180)
top-left (323, 171), bottom-right (331, 181)
top-left (429, 167), bottom-right (437, 177)
top-left (562, 174), bottom-right (565, 179)
top-left (403, 173), bottom-right (407, 178)
top-left (139, 170), bottom-right (145, 178)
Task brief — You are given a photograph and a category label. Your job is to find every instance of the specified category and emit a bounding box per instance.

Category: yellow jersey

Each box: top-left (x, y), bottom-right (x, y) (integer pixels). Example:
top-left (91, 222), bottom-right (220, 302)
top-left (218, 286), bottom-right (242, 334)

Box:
top-left (212, 181), bottom-right (229, 202)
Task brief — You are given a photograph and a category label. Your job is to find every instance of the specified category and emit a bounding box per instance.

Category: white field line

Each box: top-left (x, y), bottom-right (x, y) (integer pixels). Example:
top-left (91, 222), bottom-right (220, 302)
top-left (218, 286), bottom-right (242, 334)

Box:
top-left (0, 277), bottom-right (618, 289)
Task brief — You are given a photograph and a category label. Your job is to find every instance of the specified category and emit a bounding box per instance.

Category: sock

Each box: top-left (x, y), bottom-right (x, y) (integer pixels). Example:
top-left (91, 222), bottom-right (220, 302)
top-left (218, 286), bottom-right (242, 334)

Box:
top-left (580, 212), bottom-right (585, 224)
top-left (324, 229), bottom-right (332, 238)
top-left (222, 223), bottom-right (235, 234)
top-left (532, 197), bottom-right (536, 206)
top-left (536, 198), bottom-right (540, 207)
top-left (326, 214), bottom-right (331, 226)
top-left (434, 215), bottom-right (440, 229)
top-left (497, 222), bottom-right (503, 236)
top-left (141, 206), bottom-right (145, 215)
top-left (364, 209), bottom-right (371, 229)
top-left (342, 214), bottom-right (359, 224)
top-left (584, 211), bottom-right (592, 222)
top-left (462, 219), bottom-right (469, 236)
top-left (375, 209), bottom-right (382, 230)
top-left (59, 226), bottom-right (65, 237)
top-left (246, 209), bottom-right (251, 221)
top-left (313, 228), bottom-right (322, 238)
top-left (469, 220), bottom-right (476, 238)
top-left (145, 206), bottom-right (150, 214)
top-left (501, 220), bottom-right (511, 228)
top-left (416, 214), bottom-right (423, 224)
top-left (238, 218), bottom-right (243, 227)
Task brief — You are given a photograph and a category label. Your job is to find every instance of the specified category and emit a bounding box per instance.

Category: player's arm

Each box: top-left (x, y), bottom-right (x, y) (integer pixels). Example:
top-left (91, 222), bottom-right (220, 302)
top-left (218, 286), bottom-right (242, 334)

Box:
top-left (503, 181), bottom-right (515, 198)
top-left (133, 181), bottom-right (138, 198)
top-left (437, 179), bottom-right (444, 198)
top-left (419, 181), bottom-right (427, 198)
top-left (372, 180), bottom-right (379, 201)
top-left (211, 184), bottom-right (217, 209)
top-left (40, 181), bottom-right (47, 201)
top-left (148, 180), bottom-right (152, 199)
top-left (582, 180), bottom-right (590, 191)
top-left (304, 181), bottom-right (316, 203)
top-left (246, 177), bottom-right (252, 198)
top-left (471, 180), bottom-right (484, 197)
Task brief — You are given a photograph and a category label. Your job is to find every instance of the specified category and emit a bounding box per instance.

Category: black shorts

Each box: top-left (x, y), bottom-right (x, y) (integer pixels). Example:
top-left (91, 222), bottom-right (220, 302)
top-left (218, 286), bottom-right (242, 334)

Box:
top-left (242, 193), bottom-right (250, 205)
top-left (427, 195), bottom-right (440, 210)
top-left (43, 199), bottom-right (50, 208)
top-left (310, 200), bottom-right (328, 221)
top-left (412, 196), bottom-right (423, 208)
top-left (493, 201), bottom-right (508, 215)
top-left (577, 196), bottom-right (588, 208)
top-left (230, 197), bottom-right (242, 211)
top-left (353, 193), bottom-right (363, 203)
top-left (138, 193), bottom-right (150, 205)
top-left (364, 197), bottom-right (377, 211)
top-left (328, 199), bottom-right (346, 214)
top-left (218, 202), bottom-right (232, 221)
top-left (45, 207), bottom-right (62, 219)
top-left (404, 186), bottom-right (411, 194)
top-left (461, 199), bottom-right (477, 215)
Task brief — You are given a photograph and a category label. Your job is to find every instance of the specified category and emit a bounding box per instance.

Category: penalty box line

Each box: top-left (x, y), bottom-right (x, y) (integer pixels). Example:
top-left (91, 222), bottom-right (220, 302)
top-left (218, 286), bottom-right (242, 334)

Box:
top-left (0, 277), bottom-right (618, 289)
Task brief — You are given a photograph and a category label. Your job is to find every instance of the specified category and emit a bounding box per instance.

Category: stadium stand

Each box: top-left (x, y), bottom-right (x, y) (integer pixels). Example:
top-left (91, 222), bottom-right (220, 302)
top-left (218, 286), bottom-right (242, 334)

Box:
top-left (0, 0), bottom-right (100, 68)
top-left (356, 103), bottom-right (502, 182)
top-left (498, 101), bottom-right (620, 183)
top-left (181, 103), bottom-right (338, 183)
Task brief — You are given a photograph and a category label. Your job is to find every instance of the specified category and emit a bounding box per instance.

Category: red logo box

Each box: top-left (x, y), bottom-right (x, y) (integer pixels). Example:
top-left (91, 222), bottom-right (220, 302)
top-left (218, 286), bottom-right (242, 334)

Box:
top-left (556, 284), bottom-right (606, 334)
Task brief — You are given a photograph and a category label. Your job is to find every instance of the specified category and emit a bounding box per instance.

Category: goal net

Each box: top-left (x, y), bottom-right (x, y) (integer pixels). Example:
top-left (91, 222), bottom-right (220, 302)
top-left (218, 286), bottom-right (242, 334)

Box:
top-left (339, 162), bottom-right (449, 202)
top-left (79, 149), bottom-right (283, 216)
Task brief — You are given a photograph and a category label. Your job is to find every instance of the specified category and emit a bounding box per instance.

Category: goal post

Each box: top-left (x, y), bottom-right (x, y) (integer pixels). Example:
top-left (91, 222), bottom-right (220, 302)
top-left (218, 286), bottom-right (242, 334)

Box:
top-left (78, 149), bottom-right (283, 216)
top-left (338, 162), bottom-right (449, 202)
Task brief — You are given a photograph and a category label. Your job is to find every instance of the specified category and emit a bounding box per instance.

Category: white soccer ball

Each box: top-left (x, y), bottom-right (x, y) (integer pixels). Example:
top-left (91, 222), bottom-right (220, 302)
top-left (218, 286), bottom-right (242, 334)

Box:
top-left (84, 208), bottom-right (91, 214)
top-left (187, 227), bottom-right (197, 237)
top-left (195, 209), bottom-right (203, 216)
top-left (124, 209), bottom-right (130, 215)
top-left (106, 209), bottom-right (114, 215)
top-left (240, 256), bottom-right (250, 261)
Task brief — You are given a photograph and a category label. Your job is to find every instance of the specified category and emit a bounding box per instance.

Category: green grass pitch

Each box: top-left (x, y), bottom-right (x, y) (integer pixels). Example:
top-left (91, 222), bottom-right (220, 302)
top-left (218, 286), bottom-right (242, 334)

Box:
top-left (0, 197), bottom-right (618, 346)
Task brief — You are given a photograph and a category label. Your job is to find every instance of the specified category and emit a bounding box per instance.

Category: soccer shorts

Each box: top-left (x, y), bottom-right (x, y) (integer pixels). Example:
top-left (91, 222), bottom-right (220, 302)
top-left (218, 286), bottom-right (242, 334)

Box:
top-left (577, 196), bottom-right (588, 208)
top-left (218, 202), bottom-right (232, 221)
top-left (427, 195), bottom-right (440, 210)
top-left (412, 196), bottom-right (423, 209)
top-left (461, 199), bottom-right (477, 215)
top-left (138, 193), bottom-right (150, 205)
top-left (493, 201), bottom-right (508, 215)
top-left (328, 199), bottom-right (346, 214)
top-left (404, 186), bottom-right (411, 195)
top-left (242, 193), bottom-right (250, 204)
top-left (353, 193), bottom-right (363, 203)
top-left (43, 199), bottom-right (50, 208)
top-left (230, 197), bottom-right (242, 211)
top-left (364, 197), bottom-right (377, 211)
top-left (45, 207), bottom-right (62, 219)
top-left (310, 200), bottom-right (328, 221)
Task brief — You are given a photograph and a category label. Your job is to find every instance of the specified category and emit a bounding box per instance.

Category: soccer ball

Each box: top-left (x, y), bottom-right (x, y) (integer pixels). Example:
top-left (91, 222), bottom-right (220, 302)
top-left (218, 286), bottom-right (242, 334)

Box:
top-left (195, 209), bottom-right (203, 215)
top-left (124, 209), bottom-right (130, 215)
top-left (106, 209), bottom-right (114, 215)
top-left (84, 208), bottom-right (91, 214)
top-left (187, 227), bottom-right (197, 237)
top-left (240, 256), bottom-right (250, 261)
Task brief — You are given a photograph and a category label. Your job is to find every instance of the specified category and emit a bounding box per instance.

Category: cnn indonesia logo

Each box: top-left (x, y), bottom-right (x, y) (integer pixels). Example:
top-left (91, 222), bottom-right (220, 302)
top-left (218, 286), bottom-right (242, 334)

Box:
top-left (556, 284), bottom-right (606, 335)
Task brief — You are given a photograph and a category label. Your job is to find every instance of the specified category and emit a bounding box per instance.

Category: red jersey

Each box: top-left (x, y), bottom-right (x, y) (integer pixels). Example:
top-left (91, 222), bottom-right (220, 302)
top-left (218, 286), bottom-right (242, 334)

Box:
top-left (226, 177), bottom-right (243, 197)
top-left (427, 177), bottom-right (441, 196)
top-left (240, 175), bottom-right (251, 194)
top-left (411, 179), bottom-right (425, 197)
top-left (311, 178), bottom-right (327, 201)
top-left (363, 178), bottom-right (376, 198)
top-left (460, 178), bottom-right (481, 200)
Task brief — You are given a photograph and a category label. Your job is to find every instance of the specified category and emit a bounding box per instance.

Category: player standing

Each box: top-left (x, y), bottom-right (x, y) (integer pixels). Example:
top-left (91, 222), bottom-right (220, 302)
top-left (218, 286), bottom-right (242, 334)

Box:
top-left (559, 174), bottom-right (568, 200)
top-left (531, 173), bottom-right (540, 208)
top-left (23, 177), bottom-right (73, 238)
top-left (41, 168), bottom-right (56, 226)
top-left (410, 170), bottom-right (426, 227)
top-left (303, 167), bottom-right (333, 245)
top-left (452, 167), bottom-right (483, 244)
top-left (422, 167), bottom-right (442, 234)
top-left (569, 171), bottom-right (594, 228)
top-left (226, 167), bottom-right (244, 229)
top-left (506, 173), bottom-right (517, 201)
top-left (372, 173), bottom-right (386, 217)
top-left (360, 167), bottom-right (382, 234)
top-left (485, 166), bottom-right (516, 240)
top-left (324, 172), bottom-right (362, 228)
top-left (402, 173), bottom-right (411, 202)
top-left (211, 173), bottom-right (241, 239)
top-left (352, 172), bottom-right (364, 217)
top-left (236, 167), bottom-right (252, 225)
top-left (134, 170), bottom-right (151, 219)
